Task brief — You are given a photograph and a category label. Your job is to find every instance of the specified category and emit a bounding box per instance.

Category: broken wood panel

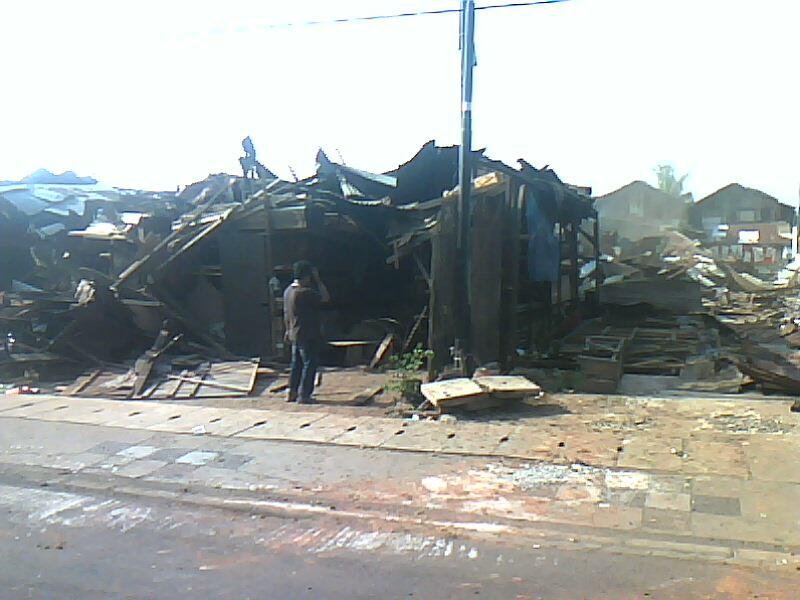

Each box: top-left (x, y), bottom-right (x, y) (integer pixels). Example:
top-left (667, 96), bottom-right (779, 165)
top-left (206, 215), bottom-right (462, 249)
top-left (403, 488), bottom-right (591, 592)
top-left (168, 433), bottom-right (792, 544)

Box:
top-left (173, 362), bottom-right (210, 399)
top-left (428, 197), bottom-right (458, 376)
top-left (149, 375), bottom-right (185, 399)
top-left (193, 360), bottom-right (260, 398)
top-left (469, 191), bottom-right (505, 366)
top-left (219, 227), bottom-right (269, 357)
top-left (472, 375), bottom-right (541, 397)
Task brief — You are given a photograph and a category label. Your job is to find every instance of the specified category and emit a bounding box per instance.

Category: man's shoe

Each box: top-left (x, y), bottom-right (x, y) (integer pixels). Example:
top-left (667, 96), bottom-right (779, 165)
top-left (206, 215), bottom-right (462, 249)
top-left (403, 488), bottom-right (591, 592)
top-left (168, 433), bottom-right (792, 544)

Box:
top-left (296, 396), bottom-right (315, 405)
top-left (286, 391), bottom-right (298, 403)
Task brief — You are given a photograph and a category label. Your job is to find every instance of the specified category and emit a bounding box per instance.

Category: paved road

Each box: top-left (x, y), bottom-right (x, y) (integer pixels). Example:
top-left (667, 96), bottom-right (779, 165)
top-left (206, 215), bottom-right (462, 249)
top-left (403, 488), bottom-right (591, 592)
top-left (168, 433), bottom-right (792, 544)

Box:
top-left (1, 469), bottom-right (798, 600)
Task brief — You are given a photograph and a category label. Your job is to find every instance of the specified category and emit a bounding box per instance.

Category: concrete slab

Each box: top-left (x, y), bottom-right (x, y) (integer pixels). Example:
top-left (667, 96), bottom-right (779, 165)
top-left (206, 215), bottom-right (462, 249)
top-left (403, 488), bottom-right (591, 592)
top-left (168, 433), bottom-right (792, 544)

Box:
top-left (645, 491), bottom-right (691, 512)
top-left (233, 412), bottom-right (327, 441)
top-left (306, 417), bottom-right (398, 448)
top-left (378, 422), bottom-right (456, 452)
top-left (0, 398), bottom-right (74, 418)
top-left (617, 437), bottom-right (686, 472)
top-left (0, 395), bottom-right (53, 413)
top-left (196, 410), bottom-right (277, 437)
top-left (641, 508), bottom-right (691, 533)
top-left (438, 423), bottom-right (512, 456)
top-left (145, 407), bottom-right (239, 434)
top-left (99, 403), bottom-right (186, 429)
top-left (745, 439), bottom-right (800, 483)
top-left (682, 441), bottom-right (748, 477)
top-left (493, 427), bottom-right (560, 460)
top-left (116, 445), bottom-right (158, 460)
top-left (27, 399), bottom-right (120, 424)
top-left (175, 450), bottom-right (218, 466)
top-left (281, 413), bottom-right (370, 444)
top-left (113, 459), bottom-right (169, 478)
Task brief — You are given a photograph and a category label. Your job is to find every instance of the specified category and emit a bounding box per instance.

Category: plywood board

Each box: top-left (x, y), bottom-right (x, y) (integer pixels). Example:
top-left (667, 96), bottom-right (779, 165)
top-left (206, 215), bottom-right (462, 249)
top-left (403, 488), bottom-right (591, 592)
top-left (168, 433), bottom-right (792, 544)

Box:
top-left (473, 375), bottom-right (541, 396)
top-left (421, 378), bottom-right (486, 407)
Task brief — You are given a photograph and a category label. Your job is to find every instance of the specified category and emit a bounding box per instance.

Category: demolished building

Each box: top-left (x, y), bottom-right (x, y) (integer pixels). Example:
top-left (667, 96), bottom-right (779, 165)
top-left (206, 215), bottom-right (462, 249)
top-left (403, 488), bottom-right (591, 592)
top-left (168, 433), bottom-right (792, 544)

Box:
top-left (0, 143), bottom-right (599, 396)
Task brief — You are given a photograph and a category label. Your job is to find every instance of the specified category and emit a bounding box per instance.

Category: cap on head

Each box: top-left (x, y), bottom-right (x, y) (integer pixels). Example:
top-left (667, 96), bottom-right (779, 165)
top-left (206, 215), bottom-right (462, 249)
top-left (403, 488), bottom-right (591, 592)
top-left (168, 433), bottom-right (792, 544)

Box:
top-left (293, 260), bottom-right (314, 281)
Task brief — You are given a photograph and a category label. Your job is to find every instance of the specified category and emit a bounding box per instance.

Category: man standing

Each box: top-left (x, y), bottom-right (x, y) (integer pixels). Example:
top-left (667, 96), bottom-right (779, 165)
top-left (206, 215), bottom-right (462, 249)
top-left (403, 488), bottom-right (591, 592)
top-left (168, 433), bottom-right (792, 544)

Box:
top-left (283, 260), bottom-right (330, 404)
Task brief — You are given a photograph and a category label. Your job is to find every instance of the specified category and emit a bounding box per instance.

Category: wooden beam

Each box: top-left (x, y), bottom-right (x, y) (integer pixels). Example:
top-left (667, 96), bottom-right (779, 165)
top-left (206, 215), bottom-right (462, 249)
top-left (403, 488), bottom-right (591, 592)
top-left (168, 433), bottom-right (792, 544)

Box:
top-left (428, 197), bottom-right (458, 377)
top-left (469, 191), bottom-right (504, 366)
top-left (166, 374), bottom-right (252, 394)
top-left (578, 226), bottom-right (596, 245)
top-left (112, 180), bottom-right (236, 291)
top-left (403, 305), bottom-right (428, 354)
top-left (412, 251), bottom-right (432, 288)
top-left (568, 222), bottom-right (579, 305)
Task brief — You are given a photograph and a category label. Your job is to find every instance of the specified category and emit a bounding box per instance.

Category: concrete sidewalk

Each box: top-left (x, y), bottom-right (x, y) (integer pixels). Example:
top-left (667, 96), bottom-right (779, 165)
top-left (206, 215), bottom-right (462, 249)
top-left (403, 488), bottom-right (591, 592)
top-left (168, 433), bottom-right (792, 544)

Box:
top-left (2, 392), bottom-right (800, 571)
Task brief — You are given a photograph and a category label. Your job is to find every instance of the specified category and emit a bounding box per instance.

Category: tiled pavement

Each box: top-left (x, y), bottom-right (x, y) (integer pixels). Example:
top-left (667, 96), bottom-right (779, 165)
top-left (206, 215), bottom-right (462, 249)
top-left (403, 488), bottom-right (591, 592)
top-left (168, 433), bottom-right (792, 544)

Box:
top-left (2, 392), bottom-right (800, 568)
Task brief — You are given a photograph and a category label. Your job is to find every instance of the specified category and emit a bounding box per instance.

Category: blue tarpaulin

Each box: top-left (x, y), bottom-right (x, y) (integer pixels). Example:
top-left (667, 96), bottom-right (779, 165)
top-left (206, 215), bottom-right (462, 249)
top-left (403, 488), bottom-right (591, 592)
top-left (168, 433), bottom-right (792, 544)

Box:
top-left (526, 189), bottom-right (560, 282)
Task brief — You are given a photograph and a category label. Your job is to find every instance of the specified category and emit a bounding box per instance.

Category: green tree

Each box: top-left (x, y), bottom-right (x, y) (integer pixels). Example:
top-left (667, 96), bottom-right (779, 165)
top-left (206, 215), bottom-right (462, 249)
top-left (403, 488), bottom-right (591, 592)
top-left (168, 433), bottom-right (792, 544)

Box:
top-left (654, 164), bottom-right (688, 197)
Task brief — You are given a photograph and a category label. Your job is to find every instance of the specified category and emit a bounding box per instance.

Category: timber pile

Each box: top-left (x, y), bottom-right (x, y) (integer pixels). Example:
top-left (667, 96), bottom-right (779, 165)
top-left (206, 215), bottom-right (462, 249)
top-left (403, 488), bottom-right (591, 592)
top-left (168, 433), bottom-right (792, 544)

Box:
top-left (590, 230), bottom-right (800, 397)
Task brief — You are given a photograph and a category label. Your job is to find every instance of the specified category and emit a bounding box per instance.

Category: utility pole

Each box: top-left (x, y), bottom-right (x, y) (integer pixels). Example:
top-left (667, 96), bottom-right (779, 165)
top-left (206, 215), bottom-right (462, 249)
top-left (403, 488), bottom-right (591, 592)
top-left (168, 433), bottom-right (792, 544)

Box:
top-left (455, 0), bottom-right (476, 374)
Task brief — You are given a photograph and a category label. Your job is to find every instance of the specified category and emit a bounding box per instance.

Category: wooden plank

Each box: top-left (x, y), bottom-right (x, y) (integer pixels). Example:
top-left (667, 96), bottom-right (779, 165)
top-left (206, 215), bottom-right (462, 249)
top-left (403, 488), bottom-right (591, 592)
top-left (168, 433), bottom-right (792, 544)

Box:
top-left (469, 191), bottom-right (504, 366)
top-left (403, 306), bottom-right (428, 354)
top-left (263, 198), bottom-right (278, 356)
top-left (349, 385), bottom-right (384, 406)
top-left (173, 362), bottom-right (210, 399)
top-left (63, 369), bottom-right (101, 396)
top-left (111, 181), bottom-right (235, 291)
top-left (568, 222), bottom-right (579, 305)
top-left (166, 375), bottom-right (251, 393)
top-left (428, 197), bottom-right (458, 376)
top-left (472, 375), bottom-right (541, 397)
top-left (369, 333), bottom-right (395, 369)
top-left (420, 378), bottom-right (485, 407)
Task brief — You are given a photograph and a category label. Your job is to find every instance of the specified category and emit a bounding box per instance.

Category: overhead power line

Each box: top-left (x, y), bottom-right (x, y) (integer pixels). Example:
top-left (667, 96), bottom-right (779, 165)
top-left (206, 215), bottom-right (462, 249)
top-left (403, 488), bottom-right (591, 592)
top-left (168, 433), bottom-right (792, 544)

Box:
top-left (250, 0), bottom-right (572, 30)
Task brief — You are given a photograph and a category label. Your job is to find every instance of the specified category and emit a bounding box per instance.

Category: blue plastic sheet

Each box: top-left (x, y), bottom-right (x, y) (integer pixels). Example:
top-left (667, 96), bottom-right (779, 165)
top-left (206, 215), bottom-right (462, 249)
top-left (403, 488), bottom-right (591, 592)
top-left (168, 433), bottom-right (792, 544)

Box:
top-left (526, 189), bottom-right (559, 282)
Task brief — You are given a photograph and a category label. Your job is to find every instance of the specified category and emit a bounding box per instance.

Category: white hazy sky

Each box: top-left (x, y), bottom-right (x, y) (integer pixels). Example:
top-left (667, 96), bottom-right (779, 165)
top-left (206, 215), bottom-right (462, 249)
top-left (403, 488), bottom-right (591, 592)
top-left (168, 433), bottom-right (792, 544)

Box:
top-left (1, 0), bottom-right (798, 202)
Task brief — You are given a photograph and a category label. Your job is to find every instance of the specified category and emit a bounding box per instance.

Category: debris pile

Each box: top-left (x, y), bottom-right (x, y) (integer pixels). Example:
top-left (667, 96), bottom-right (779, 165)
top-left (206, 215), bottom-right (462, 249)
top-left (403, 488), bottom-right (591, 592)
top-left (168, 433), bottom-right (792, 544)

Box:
top-left (537, 226), bottom-right (800, 397)
top-left (2, 140), bottom-right (597, 405)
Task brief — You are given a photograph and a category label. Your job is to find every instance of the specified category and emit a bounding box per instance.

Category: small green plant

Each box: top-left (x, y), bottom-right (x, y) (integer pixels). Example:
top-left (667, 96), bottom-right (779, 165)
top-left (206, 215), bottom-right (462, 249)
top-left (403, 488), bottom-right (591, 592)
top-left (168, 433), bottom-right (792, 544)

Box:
top-left (385, 344), bottom-right (433, 403)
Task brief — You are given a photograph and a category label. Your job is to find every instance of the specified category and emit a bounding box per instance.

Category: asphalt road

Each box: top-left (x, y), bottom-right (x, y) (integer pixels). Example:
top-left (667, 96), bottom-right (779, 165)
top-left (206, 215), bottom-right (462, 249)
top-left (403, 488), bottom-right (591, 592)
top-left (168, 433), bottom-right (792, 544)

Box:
top-left (1, 472), bottom-right (796, 600)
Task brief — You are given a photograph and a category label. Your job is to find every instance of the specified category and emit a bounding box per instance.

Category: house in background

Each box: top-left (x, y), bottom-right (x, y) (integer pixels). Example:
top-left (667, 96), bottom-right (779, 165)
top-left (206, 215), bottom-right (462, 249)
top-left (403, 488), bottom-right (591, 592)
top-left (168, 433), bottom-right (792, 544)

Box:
top-left (594, 180), bottom-right (691, 249)
top-left (690, 183), bottom-right (797, 271)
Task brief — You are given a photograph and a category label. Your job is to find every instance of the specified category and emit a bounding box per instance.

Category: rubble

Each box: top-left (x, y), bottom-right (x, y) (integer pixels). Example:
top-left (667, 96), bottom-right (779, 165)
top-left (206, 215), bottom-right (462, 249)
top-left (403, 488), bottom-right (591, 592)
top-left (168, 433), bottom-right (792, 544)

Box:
top-left (2, 138), bottom-right (602, 402)
top-left (2, 149), bottom-right (797, 410)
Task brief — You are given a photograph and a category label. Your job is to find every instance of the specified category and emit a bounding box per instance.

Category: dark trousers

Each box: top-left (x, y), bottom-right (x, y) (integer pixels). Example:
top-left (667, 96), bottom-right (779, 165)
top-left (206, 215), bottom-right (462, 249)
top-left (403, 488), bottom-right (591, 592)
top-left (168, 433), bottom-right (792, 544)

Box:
top-left (289, 340), bottom-right (319, 401)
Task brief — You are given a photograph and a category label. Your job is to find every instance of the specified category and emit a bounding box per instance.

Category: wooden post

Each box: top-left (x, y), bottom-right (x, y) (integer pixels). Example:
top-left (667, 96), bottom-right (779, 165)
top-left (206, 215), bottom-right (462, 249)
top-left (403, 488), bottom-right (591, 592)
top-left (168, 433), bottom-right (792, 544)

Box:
top-left (262, 196), bottom-right (277, 356)
top-left (469, 190), bottom-right (504, 366)
top-left (569, 221), bottom-right (579, 306)
top-left (593, 215), bottom-right (601, 307)
top-left (500, 183), bottom-right (524, 368)
top-left (556, 224), bottom-right (563, 307)
top-left (428, 197), bottom-right (459, 377)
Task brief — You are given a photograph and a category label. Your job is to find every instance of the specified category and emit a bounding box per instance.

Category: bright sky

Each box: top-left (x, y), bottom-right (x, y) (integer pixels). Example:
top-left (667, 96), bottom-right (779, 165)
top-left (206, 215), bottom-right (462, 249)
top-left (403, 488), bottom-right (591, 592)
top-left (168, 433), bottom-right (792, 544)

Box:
top-left (1, 0), bottom-right (797, 203)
